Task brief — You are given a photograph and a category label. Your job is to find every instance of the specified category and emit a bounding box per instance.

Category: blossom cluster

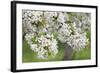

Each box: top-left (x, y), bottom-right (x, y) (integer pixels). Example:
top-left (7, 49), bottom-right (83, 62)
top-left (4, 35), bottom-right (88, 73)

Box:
top-left (67, 33), bottom-right (88, 51)
top-left (25, 33), bottom-right (58, 59)
top-left (22, 10), bottom-right (91, 59)
top-left (22, 10), bottom-right (43, 34)
top-left (67, 12), bottom-right (91, 32)
top-left (43, 12), bottom-right (72, 43)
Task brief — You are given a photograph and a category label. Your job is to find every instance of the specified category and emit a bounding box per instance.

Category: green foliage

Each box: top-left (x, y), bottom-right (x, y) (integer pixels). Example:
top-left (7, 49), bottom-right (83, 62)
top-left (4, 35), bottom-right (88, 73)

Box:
top-left (71, 47), bottom-right (91, 60)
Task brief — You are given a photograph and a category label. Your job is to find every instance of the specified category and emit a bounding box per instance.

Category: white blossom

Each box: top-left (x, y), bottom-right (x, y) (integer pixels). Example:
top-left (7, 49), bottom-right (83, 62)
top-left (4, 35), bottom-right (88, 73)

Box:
top-left (25, 33), bottom-right (58, 59)
top-left (57, 12), bottom-right (67, 23)
top-left (67, 33), bottom-right (87, 51)
top-left (44, 12), bottom-right (58, 24)
top-left (57, 23), bottom-right (72, 43)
